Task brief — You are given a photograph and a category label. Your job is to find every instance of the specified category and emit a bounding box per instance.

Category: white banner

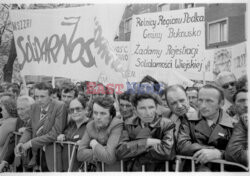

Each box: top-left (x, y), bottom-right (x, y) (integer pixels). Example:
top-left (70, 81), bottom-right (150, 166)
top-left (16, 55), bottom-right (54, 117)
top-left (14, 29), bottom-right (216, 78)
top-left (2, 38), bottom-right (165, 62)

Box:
top-left (10, 5), bottom-right (126, 85)
top-left (209, 42), bottom-right (246, 80)
top-left (129, 7), bottom-right (205, 82)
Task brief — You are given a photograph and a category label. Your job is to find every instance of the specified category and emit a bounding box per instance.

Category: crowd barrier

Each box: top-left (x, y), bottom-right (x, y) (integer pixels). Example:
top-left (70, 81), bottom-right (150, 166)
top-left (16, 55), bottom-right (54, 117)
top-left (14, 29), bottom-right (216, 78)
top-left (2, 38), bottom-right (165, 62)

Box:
top-left (175, 155), bottom-right (249, 172)
top-left (5, 135), bottom-right (248, 172)
top-left (0, 133), bottom-right (12, 161)
top-left (53, 141), bottom-right (78, 172)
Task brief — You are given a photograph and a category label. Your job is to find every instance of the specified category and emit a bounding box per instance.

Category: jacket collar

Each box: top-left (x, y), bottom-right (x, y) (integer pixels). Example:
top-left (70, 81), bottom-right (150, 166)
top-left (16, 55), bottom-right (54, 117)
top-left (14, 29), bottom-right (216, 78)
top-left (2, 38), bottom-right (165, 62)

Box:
top-left (125, 114), bottom-right (161, 128)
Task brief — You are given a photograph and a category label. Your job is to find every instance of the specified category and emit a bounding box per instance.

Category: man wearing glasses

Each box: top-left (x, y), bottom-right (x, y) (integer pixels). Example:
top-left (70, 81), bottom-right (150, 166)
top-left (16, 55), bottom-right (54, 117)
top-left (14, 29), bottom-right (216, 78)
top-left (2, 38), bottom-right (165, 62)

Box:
top-left (215, 71), bottom-right (237, 117)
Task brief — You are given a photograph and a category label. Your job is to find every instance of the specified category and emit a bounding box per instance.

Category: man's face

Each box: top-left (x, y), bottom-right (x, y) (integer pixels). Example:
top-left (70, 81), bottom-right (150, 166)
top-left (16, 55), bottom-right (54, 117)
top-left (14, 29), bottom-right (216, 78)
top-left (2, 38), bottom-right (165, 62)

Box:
top-left (61, 90), bottom-right (75, 106)
top-left (17, 100), bottom-right (31, 121)
top-left (186, 90), bottom-right (198, 108)
top-left (198, 88), bottom-right (223, 120)
top-left (119, 99), bottom-right (133, 120)
top-left (220, 75), bottom-right (237, 101)
top-left (93, 103), bottom-right (111, 130)
top-left (235, 92), bottom-right (248, 115)
top-left (167, 88), bottom-right (189, 116)
top-left (34, 89), bottom-right (51, 108)
top-left (136, 98), bottom-right (157, 123)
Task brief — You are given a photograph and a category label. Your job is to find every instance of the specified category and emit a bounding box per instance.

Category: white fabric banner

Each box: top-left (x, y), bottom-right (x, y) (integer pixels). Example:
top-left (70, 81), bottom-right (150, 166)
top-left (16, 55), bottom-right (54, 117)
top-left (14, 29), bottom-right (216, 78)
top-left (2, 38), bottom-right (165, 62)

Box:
top-left (9, 5), bottom-right (126, 85)
top-left (129, 7), bottom-right (205, 82)
top-left (208, 41), bottom-right (246, 80)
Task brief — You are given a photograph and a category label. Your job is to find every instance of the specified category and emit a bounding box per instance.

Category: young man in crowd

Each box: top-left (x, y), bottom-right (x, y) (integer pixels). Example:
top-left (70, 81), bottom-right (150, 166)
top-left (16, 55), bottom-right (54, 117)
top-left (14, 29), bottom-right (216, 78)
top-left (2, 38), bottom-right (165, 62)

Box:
top-left (117, 92), bottom-right (134, 122)
top-left (61, 82), bottom-right (78, 107)
top-left (231, 89), bottom-right (248, 125)
top-left (77, 96), bottom-right (123, 171)
top-left (15, 82), bottom-right (67, 171)
top-left (185, 87), bottom-right (199, 110)
top-left (177, 84), bottom-right (234, 171)
top-left (116, 93), bottom-right (175, 171)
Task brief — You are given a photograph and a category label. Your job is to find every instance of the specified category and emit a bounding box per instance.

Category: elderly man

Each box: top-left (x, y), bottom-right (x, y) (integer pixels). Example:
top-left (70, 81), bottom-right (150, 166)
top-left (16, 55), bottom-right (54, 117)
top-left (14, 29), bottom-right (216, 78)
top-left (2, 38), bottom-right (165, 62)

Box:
top-left (215, 71), bottom-right (237, 116)
top-left (116, 93), bottom-right (175, 171)
top-left (77, 96), bottom-right (123, 171)
top-left (0, 95), bottom-right (34, 172)
top-left (177, 84), bottom-right (234, 171)
top-left (15, 82), bottom-right (67, 171)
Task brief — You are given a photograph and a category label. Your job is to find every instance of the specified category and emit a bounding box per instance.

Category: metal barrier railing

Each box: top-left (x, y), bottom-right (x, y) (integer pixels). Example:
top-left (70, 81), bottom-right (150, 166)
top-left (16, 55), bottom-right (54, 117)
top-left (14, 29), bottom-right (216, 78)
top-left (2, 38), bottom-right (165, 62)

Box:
top-left (175, 155), bottom-right (249, 172)
top-left (13, 131), bottom-right (43, 172)
top-left (53, 141), bottom-right (78, 172)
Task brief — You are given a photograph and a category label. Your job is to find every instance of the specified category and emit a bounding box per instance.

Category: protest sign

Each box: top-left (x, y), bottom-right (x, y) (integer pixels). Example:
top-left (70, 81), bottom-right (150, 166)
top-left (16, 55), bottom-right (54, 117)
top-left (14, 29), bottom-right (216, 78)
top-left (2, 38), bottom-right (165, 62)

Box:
top-left (208, 41), bottom-right (246, 79)
top-left (10, 5), bottom-right (126, 84)
top-left (129, 7), bottom-right (205, 82)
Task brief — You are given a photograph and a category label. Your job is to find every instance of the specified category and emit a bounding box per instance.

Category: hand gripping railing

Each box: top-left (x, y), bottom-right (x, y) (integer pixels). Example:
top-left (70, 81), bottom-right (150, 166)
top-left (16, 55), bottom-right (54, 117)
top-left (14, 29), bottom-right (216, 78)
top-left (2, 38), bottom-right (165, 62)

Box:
top-left (175, 155), bottom-right (249, 172)
top-left (12, 132), bottom-right (25, 172)
top-left (53, 141), bottom-right (78, 172)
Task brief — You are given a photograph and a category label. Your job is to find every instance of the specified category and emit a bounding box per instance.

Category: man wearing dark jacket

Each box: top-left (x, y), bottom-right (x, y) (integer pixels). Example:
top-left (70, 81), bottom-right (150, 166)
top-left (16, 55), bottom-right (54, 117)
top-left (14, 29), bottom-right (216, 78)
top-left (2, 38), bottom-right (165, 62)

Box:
top-left (225, 89), bottom-right (248, 167)
top-left (116, 93), bottom-right (175, 171)
top-left (177, 84), bottom-right (234, 171)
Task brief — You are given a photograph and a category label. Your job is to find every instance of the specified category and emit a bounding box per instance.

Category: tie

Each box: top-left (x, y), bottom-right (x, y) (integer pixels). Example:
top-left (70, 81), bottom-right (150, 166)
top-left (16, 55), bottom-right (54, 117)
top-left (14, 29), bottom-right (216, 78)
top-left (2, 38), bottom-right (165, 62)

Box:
top-left (36, 109), bottom-right (48, 136)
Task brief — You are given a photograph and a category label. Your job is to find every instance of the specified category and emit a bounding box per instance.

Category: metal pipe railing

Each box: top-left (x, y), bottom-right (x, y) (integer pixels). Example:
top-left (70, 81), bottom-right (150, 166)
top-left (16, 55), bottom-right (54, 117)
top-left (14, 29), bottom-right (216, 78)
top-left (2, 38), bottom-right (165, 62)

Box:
top-left (175, 155), bottom-right (249, 172)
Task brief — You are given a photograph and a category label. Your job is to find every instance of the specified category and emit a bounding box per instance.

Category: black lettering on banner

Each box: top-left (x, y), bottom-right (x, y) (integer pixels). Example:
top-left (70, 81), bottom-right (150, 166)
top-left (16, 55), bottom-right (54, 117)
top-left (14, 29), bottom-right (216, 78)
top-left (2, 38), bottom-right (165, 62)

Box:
top-left (17, 16), bottom-right (96, 69)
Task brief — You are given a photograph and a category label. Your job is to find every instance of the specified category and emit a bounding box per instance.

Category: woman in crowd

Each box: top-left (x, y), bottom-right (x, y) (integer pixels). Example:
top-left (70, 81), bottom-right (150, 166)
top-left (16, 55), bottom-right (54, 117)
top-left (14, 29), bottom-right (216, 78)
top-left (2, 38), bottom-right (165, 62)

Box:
top-left (0, 98), bottom-right (18, 156)
top-left (57, 97), bottom-right (90, 171)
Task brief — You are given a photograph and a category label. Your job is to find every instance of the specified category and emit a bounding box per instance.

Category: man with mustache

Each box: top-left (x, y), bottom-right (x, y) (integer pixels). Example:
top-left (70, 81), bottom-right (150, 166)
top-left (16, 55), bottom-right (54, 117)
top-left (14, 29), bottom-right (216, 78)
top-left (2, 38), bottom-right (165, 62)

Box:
top-left (165, 85), bottom-right (197, 140)
top-left (177, 84), bottom-right (234, 171)
top-left (215, 71), bottom-right (237, 117)
top-left (116, 93), bottom-right (175, 171)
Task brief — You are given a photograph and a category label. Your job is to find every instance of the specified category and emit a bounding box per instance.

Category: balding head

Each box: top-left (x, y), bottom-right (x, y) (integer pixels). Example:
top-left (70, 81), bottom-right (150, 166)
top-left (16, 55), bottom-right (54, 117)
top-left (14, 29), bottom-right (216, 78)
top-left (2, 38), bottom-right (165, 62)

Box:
top-left (215, 71), bottom-right (237, 102)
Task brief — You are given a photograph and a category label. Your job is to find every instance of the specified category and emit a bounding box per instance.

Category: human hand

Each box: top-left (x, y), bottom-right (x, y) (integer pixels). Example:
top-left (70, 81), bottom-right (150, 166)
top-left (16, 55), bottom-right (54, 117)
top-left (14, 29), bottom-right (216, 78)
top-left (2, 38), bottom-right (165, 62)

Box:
top-left (146, 138), bottom-right (161, 148)
top-left (193, 149), bottom-right (222, 164)
top-left (90, 139), bottom-right (98, 149)
top-left (57, 134), bottom-right (66, 142)
top-left (15, 143), bottom-right (24, 156)
top-left (22, 141), bottom-right (32, 152)
top-left (18, 127), bottom-right (26, 133)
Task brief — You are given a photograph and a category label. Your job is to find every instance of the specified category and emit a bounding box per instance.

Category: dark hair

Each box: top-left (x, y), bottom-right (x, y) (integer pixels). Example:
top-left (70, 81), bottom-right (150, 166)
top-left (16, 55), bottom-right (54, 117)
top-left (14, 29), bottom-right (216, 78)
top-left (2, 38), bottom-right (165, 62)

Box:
top-left (1, 97), bottom-right (18, 118)
top-left (77, 81), bottom-right (88, 92)
top-left (236, 75), bottom-right (248, 90)
top-left (140, 75), bottom-right (160, 92)
top-left (77, 96), bottom-right (89, 109)
top-left (34, 82), bottom-right (53, 95)
top-left (131, 93), bottom-right (161, 108)
top-left (233, 88), bottom-right (248, 103)
top-left (7, 83), bottom-right (20, 96)
top-left (199, 84), bottom-right (225, 103)
top-left (0, 92), bottom-right (15, 99)
top-left (185, 86), bottom-right (199, 93)
top-left (91, 96), bottom-right (116, 118)
top-left (52, 87), bottom-right (61, 100)
top-left (61, 82), bottom-right (78, 98)
top-left (118, 92), bottom-right (132, 103)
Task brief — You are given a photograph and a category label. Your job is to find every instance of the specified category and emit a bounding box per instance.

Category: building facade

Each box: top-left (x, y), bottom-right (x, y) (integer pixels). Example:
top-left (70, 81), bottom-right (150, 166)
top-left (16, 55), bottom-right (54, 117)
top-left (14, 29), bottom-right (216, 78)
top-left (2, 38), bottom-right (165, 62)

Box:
top-left (117, 3), bottom-right (246, 49)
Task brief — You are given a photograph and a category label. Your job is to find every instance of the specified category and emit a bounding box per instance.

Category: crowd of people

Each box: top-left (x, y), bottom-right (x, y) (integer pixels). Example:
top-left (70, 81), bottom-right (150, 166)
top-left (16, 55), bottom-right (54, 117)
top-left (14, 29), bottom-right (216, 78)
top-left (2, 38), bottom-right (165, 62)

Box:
top-left (0, 71), bottom-right (248, 172)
